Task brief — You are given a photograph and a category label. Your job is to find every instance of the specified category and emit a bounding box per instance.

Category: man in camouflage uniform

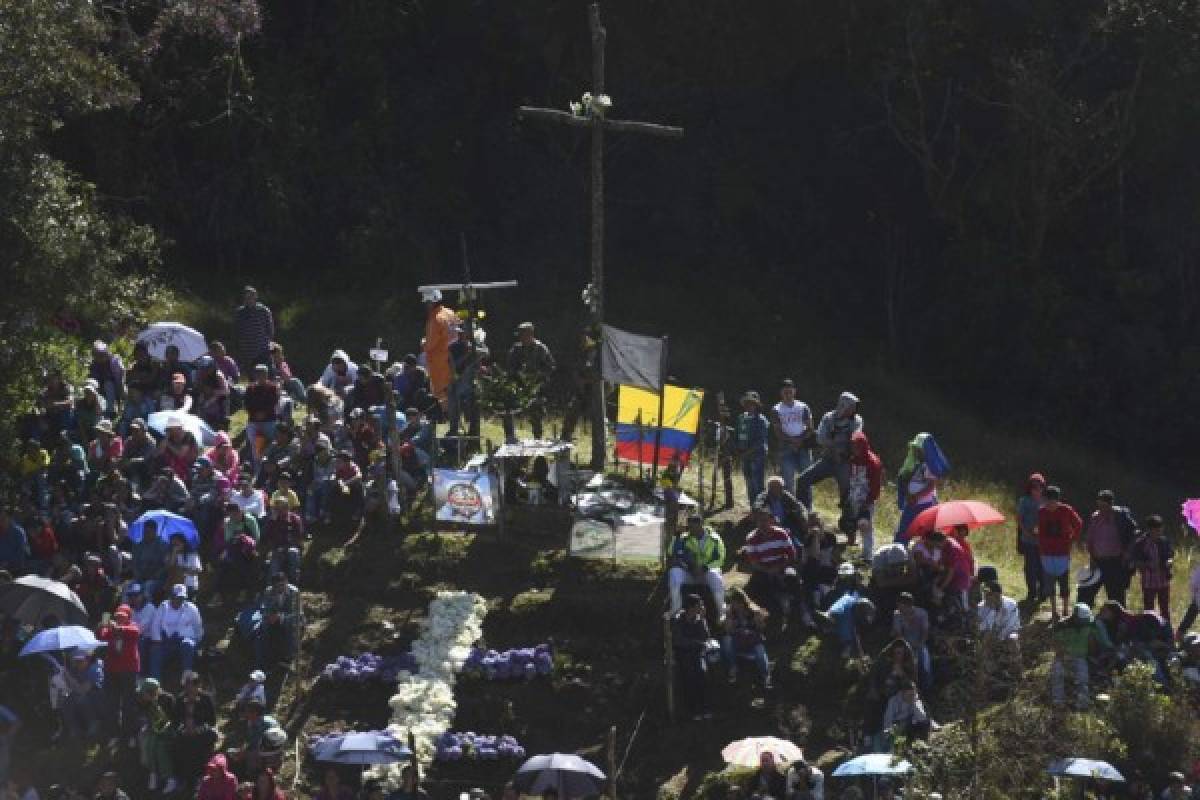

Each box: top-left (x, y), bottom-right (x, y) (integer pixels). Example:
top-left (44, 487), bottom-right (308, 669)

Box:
top-left (503, 322), bottom-right (555, 442)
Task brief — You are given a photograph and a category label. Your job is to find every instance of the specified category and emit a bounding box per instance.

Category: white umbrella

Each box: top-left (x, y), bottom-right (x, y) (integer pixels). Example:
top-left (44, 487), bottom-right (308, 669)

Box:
top-left (146, 411), bottom-right (217, 447)
top-left (137, 322), bottom-right (208, 362)
top-left (832, 754), bottom-right (914, 777)
top-left (1047, 758), bottom-right (1124, 782)
top-left (721, 736), bottom-right (806, 768)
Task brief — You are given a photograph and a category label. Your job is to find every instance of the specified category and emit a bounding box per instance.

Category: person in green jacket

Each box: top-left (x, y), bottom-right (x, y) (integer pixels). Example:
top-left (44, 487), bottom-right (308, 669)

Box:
top-left (1050, 603), bottom-right (1103, 709)
top-left (667, 513), bottom-right (727, 618)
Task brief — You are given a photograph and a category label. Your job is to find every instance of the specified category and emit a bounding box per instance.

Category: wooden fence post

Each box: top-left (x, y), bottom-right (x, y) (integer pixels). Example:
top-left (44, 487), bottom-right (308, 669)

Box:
top-left (663, 613), bottom-right (676, 722)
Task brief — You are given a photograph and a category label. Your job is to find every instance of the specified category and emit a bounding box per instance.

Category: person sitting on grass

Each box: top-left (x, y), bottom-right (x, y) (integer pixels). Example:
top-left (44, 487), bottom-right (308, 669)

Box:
top-left (1050, 603), bottom-right (1098, 710)
top-left (741, 507), bottom-right (798, 621)
top-left (721, 587), bottom-right (771, 690)
top-left (670, 593), bottom-right (713, 721)
top-left (892, 591), bottom-right (932, 691)
top-left (753, 476), bottom-right (808, 548)
top-left (255, 571), bottom-right (302, 670)
top-left (667, 513), bottom-right (727, 619)
top-left (197, 754), bottom-right (238, 800)
top-left (878, 679), bottom-right (931, 751)
top-left (864, 639), bottom-right (919, 748)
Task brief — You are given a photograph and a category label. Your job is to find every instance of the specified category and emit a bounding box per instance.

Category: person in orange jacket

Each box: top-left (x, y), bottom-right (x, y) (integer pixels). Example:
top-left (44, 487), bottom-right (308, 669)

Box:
top-left (421, 288), bottom-right (458, 411)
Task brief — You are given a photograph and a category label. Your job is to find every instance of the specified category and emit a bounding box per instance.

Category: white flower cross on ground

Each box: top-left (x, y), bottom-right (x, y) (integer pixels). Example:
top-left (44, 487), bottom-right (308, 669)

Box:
top-left (368, 590), bottom-right (488, 787)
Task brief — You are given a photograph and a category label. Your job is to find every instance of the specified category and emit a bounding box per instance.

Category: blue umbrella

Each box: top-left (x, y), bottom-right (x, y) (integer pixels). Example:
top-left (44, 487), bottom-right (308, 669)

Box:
top-left (832, 754), bottom-right (914, 778)
top-left (129, 510), bottom-right (199, 549)
top-left (311, 732), bottom-right (411, 766)
top-left (513, 753), bottom-right (607, 798)
top-left (1048, 758), bottom-right (1125, 782)
top-left (19, 625), bottom-right (105, 657)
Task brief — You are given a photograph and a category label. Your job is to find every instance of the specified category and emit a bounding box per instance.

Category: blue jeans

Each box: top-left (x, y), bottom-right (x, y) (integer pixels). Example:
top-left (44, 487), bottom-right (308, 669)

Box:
top-left (150, 635), bottom-right (197, 679)
top-left (779, 447), bottom-right (812, 508)
top-left (742, 453), bottom-right (766, 506)
top-left (721, 637), bottom-right (769, 680)
top-left (795, 456), bottom-right (849, 507)
top-left (894, 500), bottom-right (936, 544)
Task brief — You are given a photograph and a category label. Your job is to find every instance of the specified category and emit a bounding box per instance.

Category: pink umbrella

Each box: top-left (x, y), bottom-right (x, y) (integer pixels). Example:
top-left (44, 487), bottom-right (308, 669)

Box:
top-left (906, 500), bottom-right (1006, 538)
top-left (1182, 499), bottom-right (1200, 536)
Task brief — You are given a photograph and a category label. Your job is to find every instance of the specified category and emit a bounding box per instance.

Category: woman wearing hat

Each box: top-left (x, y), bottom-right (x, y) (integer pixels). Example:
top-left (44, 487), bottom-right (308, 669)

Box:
top-left (158, 373), bottom-right (194, 414)
top-left (158, 417), bottom-right (199, 481)
top-left (86, 419), bottom-right (124, 476)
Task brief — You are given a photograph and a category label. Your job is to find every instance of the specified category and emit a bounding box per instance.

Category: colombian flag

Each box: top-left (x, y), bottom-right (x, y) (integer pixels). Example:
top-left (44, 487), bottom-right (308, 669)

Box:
top-left (615, 384), bottom-right (705, 466)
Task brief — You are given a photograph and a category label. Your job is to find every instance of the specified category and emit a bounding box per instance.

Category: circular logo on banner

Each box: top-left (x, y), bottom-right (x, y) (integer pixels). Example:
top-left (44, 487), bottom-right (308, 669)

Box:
top-left (444, 482), bottom-right (484, 520)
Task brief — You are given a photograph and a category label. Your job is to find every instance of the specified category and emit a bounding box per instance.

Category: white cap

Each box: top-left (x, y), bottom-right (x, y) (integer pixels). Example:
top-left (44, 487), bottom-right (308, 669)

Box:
top-left (420, 288), bottom-right (442, 303)
top-left (250, 669), bottom-right (266, 683)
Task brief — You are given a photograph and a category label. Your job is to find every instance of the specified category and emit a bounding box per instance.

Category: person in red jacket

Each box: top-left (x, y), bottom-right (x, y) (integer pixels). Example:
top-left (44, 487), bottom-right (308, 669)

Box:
top-left (740, 508), bottom-right (799, 619)
top-left (98, 604), bottom-right (141, 743)
top-left (844, 431), bottom-right (883, 560)
top-left (1036, 485), bottom-right (1083, 620)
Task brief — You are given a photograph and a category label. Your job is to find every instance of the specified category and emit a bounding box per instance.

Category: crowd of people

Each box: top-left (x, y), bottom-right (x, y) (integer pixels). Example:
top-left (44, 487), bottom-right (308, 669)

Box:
top-left (3, 285), bottom-right (1199, 800)
top-left (0, 287), bottom-right (513, 800)
top-left (667, 382), bottom-right (1200, 798)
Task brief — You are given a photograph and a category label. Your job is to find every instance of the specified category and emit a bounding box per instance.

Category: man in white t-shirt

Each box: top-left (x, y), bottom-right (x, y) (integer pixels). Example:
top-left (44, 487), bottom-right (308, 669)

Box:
top-left (771, 380), bottom-right (814, 508)
top-left (230, 471), bottom-right (266, 519)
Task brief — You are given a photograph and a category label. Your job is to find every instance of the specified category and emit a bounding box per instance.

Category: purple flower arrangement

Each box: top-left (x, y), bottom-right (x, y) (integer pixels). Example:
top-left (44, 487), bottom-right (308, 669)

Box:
top-left (320, 652), bottom-right (420, 684)
top-left (462, 643), bottom-right (554, 681)
top-left (434, 731), bottom-right (525, 762)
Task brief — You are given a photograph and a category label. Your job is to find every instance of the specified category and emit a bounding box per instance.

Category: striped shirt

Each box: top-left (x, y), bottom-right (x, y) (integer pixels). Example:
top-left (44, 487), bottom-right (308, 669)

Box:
top-left (744, 525), bottom-right (797, 569)
top-left (234, 302), bottom-right (275, 364)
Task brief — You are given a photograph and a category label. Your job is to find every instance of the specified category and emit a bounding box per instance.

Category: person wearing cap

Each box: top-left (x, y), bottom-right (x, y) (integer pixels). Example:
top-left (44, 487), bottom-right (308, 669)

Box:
top-left (670, 593), bottom-right (713, 720)
top-left (235, 670), bottom-right (268, 710)
top-left (231, 699), bottom-right (281, 777)
top-left (137, 677), bottom-right (179, 792)
top-left (667, 513), bottom-right (727, 617)
top-left (270, 470), bottom-right (301, 513)
top-left (1036, 486), bottom-right (1083, 621)
top-left (501, 322), bottom-right (556, 442)
top-left (158, 416), bottom-right (200, 482)
top-left (1082, 489), bottom-right (1138, 607)
top-left (99, 604), bottom-right (141, 742)
top-left (421, 288), bottom-right (459, 410)
top-left (796, 391), bottom-right (863, 513)
top-left (158, 370), bottom-right (194, 414)
top-left (188, 455), bottom-right (232, 520)
top-left (244, 365), bottom-right (282, 470)
top-left (325, 449), bottom-right (365, 526)
top-left (976, 580), bottom-right (1021, 644)
top-left (734, 391), bottom-right (770, 505)
top-left (741, 507), bottom-right (799, 619)
top-left (771, 379), bottom-right (815, 505)
top-left (234, 286), bottom-right (275, 373)
top-left (205, 431), bottom-right (241, 482)
top-left (255, 571), bottom-right (302, 669)
top-left (86, 418), bottom-right (124, 476)
top-left (1015, 473), bottom-right (1047, 603)
top-left (150, 584), bottom-right (204, 680)
top-left (1050, 602), bottom-right (1098, 708)
top-left (89, 339), bottom-right (126, 412)
top-left (391, 353), bottom-right (430, 411)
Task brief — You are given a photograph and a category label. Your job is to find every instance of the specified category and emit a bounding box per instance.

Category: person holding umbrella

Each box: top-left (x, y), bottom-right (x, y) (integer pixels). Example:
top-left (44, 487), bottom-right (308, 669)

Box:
top-left (60, 649), bottom-right (105, 740)
top-left (385, 764), bottom-right (428, 800)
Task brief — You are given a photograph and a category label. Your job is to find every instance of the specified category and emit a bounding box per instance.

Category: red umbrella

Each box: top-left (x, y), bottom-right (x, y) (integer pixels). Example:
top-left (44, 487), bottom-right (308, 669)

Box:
top-left (906, 500), bottom-right (1006, 538)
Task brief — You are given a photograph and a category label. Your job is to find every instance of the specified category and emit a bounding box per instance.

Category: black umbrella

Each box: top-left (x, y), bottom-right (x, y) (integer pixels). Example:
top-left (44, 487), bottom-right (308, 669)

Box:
top-left (0, 576), bottom-right (88, 627)
top-left (512, 753), bottom-right (607, 798)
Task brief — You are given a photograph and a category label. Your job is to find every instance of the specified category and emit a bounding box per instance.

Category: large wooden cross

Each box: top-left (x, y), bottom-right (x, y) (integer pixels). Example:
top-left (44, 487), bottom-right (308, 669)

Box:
top-left (518, 3), bottom-right (683, 470)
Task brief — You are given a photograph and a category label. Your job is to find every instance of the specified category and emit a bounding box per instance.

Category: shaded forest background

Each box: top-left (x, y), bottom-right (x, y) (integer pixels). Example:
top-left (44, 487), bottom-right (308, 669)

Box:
top-left (6, 0), bottom-right (1200, 478)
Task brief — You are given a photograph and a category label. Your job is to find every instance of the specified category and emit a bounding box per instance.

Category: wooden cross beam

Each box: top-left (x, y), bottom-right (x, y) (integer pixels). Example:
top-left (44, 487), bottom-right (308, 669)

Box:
top-left (517, 2), bottom-right (683, 470)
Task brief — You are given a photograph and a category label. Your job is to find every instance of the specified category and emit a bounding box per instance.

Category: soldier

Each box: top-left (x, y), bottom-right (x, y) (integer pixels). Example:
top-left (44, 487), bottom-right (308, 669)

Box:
top-left (560, 326), bottom-right (601, 448)
top-left (503, 322), bottom-right (556, 442)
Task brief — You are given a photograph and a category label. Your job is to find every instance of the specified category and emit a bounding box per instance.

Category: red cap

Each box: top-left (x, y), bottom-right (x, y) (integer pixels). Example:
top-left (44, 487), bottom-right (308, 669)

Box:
top-left (114, 604), bottom-right (132, 620)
